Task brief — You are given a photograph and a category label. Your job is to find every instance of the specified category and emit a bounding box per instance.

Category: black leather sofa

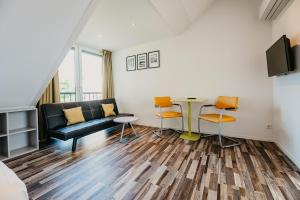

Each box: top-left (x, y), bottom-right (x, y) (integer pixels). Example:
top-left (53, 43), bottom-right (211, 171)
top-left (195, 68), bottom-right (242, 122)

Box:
top-left (41, 98), bottom-right (133, 151)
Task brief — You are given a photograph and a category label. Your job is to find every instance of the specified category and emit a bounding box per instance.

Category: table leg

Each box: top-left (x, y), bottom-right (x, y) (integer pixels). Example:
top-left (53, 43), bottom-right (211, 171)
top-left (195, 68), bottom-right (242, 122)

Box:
top-left (179, 101), bottom-right (200, 141)
top-left (120, 123), bottom-right (125, 143)
top-left (188, 101), bottom-right (192, 135)
top-left (130, 123), bottom-right (138, 136)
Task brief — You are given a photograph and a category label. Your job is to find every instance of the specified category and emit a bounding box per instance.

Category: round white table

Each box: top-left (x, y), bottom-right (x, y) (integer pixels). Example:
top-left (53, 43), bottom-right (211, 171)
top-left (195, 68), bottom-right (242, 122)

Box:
top-left (113, 116), bottom-right (139, 143)
top-left (172, 97), bottom-right (207, 141)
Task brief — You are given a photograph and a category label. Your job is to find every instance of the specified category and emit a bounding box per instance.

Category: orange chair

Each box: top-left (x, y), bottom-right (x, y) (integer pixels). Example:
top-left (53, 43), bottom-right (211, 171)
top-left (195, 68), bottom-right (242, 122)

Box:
top-left (198, 96), bottom-right (240, 148)
top-left (154, 96), bottom-right (184, 137)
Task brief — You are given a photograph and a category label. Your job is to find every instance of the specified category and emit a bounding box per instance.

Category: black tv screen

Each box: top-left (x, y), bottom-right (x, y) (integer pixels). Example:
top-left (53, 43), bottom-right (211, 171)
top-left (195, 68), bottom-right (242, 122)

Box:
top-left (266, 35), bottom-right (293, 77)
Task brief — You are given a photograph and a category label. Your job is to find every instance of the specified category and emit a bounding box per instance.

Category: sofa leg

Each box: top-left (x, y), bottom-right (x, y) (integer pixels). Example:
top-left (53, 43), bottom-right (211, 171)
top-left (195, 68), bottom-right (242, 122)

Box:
top-left (72, 138), bottom-right (78, 152)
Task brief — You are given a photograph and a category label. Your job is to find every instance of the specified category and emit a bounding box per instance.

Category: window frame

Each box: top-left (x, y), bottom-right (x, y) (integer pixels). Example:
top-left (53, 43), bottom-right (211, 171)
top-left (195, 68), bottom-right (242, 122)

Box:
top-left (60, 45), bottom-right (102, 102)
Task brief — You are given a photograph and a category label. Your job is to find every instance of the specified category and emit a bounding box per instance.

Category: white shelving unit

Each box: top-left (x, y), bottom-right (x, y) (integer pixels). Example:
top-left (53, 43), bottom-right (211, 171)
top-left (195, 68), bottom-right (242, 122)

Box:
top-left (0, 107), bottom-right (38, 161)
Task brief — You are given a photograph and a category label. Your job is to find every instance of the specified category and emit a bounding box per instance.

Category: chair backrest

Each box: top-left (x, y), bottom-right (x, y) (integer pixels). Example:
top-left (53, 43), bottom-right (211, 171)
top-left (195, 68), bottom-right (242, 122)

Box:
top-left (215, 96), bottom-right (239, 110)
top-left (154, 96), bottom-right (172, 108)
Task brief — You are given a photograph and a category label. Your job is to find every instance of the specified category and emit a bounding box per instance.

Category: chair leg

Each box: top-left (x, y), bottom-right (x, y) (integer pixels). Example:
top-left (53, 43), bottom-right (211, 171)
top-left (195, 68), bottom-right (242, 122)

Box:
top-left (218, 122), bottom-right (223, 147)
top-left (218, 122), bottom-right (240, 148)
top-left (153, 118), bottom-right (163, 137)
top-left (222, 136), bottom-right (241, 147)
top-left (153, 117), bottom-right (184, 137)
top-left (198, 118), bottom-right (200, 133)
top-left (200, 120), bottom-right (240, 148)
top-left (161, 118), bottom-right (163, 135)
top-left (171, 117), bottom-right (184, 134)
top-left (182, 116), bottom-right (184, 132)
top-left (201, 133), bottom-right (216, 138)
top-left (199, 118), bottom-right (215, 138)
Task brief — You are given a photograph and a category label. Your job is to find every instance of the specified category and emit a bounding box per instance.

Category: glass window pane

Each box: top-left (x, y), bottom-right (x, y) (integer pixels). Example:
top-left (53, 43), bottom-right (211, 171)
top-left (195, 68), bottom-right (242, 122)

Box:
top-left (58, 50), bottom-right (76, 102)
top-left (81, 52), bottom-right (102, 101)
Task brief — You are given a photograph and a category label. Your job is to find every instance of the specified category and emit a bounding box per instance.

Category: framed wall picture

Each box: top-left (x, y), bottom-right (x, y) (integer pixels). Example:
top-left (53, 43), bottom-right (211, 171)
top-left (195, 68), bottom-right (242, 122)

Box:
top-left (126, 55), bottom-right (136, 71)
top-left (148, 50), bottom-right (160, 68)
top-left (137, 53), bottom-right (147, 70)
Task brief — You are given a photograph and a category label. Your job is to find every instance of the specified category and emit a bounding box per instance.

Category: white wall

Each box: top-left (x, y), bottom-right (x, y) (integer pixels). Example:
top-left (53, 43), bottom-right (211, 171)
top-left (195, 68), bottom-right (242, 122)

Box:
top-left (0, 0), bottom-right (96, 108)
top-left (113, 0), bottom-right (274, 141)
top-left (272, 0), bottom-right (300, 167)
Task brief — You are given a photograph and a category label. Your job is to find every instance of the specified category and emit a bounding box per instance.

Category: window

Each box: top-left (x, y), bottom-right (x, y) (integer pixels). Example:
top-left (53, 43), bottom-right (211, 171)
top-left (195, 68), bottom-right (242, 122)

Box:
top-left (58, 46), bottom-right (102, 102)
top-left (81, 51), bottom-right (102, 101)
top-left (59, 50), bottom-right (76, 102)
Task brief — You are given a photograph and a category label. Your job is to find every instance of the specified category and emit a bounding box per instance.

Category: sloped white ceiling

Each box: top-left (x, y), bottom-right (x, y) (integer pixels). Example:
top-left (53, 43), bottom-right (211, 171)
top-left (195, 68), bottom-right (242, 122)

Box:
top-left (150, 0), bottom-right (191, 34)
top-left (150, 0), bottom-right (215, 34)
top-left (182, 0), bottom-right (216, 22)
top-left (77, 0), bottom-right (215, 50)
top-left (77, 0), bottom-right (174, 51)
top-left (0, 0), bottom-right (96, 108)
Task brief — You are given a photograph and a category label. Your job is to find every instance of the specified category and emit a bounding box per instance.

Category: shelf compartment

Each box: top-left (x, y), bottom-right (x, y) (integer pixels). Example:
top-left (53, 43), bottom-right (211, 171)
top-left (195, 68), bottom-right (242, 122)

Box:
top-left (8, 110), bottom-right (37, 134)
top-left (0, 113), bottom-right (7, 137)
top-left (0, 136), bottom-right (9, 160)
top-left (0, 155), bottom-right (7, 160)
top-left (10, 146), bottom-right (37, 158)
top-left (9, 131), bottom-right (38, 158)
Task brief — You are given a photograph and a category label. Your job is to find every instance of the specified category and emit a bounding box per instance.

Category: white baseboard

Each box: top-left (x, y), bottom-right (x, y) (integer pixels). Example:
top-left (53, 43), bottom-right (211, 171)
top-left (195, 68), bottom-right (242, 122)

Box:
top-left (273, 140), bottom-right (300, 169)
top-left (136, 122), bottom-right (272, 142)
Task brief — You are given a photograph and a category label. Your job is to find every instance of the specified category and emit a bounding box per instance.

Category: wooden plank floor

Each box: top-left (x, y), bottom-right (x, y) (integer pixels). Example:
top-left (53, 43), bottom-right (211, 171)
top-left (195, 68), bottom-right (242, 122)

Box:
top-left (4, 125), bottom-right (300, 200)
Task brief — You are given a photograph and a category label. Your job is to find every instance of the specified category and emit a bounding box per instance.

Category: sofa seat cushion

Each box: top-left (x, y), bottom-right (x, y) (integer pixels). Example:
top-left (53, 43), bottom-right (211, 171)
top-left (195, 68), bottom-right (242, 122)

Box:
top-left (58, 118), bottom-right (110, 133)
top-left (50, 113), bottom-right (134, 140)
top-left (53, 118), bottom-right (112, 140)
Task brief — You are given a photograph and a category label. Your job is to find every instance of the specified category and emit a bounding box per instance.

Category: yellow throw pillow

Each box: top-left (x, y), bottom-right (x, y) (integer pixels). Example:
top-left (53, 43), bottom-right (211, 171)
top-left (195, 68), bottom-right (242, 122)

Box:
top-left (102, 104), bottom-right (116, 117)
top-left (63, 107), bottom-right (85, 125)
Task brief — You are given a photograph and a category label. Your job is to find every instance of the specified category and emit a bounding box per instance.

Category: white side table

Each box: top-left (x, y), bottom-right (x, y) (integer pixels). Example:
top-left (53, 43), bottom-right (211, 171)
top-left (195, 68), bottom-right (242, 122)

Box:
top-left (113, 116), bottom-right (139, 143)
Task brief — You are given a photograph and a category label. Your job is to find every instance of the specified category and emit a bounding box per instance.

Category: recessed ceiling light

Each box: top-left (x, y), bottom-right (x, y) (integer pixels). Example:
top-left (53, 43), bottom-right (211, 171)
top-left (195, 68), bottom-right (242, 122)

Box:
top-left (97, 34), bottom-right (103, 38)
top-left (131, 23), bottom-right (136, 27)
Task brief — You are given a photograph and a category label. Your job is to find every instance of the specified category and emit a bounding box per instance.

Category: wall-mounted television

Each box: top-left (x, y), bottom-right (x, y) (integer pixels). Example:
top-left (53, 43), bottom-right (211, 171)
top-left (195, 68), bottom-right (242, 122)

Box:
top-left (266, 35), bottom-right (294, 77)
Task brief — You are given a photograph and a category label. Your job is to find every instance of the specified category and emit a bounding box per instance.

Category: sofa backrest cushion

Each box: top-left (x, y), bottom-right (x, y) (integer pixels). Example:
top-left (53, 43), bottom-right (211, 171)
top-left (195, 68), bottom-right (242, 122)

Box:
top-left (41, 98), bottom-right (119, 130)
